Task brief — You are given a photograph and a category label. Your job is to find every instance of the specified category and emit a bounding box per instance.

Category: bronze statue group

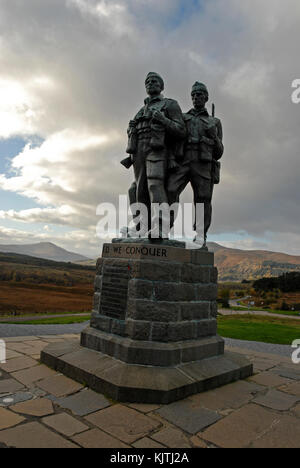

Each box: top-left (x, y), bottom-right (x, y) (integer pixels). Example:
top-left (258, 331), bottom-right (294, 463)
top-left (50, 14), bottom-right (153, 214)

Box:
top-left (121, 72), bottom-right (224, 250)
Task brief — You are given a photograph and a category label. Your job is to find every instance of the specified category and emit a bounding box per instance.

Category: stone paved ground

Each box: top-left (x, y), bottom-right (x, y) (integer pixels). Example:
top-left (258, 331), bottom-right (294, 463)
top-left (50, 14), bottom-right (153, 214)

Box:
top-left (0, 335), bottom-right (299, 448)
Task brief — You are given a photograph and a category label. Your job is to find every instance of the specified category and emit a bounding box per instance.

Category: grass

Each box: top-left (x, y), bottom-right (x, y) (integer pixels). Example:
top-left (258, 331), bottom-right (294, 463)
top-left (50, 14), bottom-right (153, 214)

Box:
top-left (2, 315), bottom-right (91, 325)
top-left (218, 314), bottom-right (300, 345)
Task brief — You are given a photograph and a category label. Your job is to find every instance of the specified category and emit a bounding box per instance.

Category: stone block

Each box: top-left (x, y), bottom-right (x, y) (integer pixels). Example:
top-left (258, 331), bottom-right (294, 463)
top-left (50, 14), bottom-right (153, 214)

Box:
top-left (127, 299), bottom-right (180, 322)
top-left (211, 267), bottom-right (218, 283)
top-left (94, 275), bottom-right (102, 291)
top-left (210, 301), bottom-right (218, 318)
top-left (151, 322), bottom-right (169, 342)
top-left (128, 279), bottom-right (153, 299)
top-left (111, 319), bottom-right (126, 337)
top-left (130, 260), bottom-right (181, 282)
top-left (96, 258), bottom-right (103, 274)
top-left (190, 250), bottom-right (214, 265)
top-left (91, 314), bottom-right (112, 333)
top-left (180, 302), bottom-right (210, 320)
top-left (196, 283), bottom-right (218, 301)
top-left (168, 322), bottom-right (197, 341)
top-left (181, 264), bottom-right (211, 283)
top-left (197, 319), bottom-right (217, 337)
top-left (154, 282), bottom-right (196, 302)
top-left (125, 319), bottom-right (151, 341)
top-left (93, 292), bottom-right (101, 313)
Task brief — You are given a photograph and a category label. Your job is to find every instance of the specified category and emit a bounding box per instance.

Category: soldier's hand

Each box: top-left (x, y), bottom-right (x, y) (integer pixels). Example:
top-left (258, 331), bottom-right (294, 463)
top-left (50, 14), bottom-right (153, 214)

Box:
top-left (152, 110), bottom-right (166, 124)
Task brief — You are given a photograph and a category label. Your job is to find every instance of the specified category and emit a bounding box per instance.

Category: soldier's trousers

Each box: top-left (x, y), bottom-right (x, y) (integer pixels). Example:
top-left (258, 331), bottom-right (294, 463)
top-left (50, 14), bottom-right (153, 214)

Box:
top-left (167, 162), bottom-right (213, 232)
top-left (133, 153), bottom-right (168, 235)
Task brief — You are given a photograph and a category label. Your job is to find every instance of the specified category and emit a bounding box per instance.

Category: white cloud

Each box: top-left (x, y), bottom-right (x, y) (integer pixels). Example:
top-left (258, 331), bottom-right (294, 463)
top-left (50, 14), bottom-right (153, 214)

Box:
top-left (0, 0), bottom-right (299, 256)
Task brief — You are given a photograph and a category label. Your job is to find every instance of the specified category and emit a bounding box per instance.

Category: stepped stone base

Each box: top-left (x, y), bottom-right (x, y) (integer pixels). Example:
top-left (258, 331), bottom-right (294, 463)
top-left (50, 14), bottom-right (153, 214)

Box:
top-left (41, 341), bottom-right (253, 404)
top-left (40, 241), bottom-right (253, 403)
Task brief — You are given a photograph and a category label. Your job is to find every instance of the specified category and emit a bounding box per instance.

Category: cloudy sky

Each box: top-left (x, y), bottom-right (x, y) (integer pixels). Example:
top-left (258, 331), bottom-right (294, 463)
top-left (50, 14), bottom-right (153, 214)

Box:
top-left (0, 0), bottom-right (299, 258)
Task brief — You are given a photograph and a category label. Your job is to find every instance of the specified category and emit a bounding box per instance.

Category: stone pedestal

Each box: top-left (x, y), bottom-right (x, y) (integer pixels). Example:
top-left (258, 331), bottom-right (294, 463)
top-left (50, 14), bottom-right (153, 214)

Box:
top-left (41, 242), bottom-right (253, 404)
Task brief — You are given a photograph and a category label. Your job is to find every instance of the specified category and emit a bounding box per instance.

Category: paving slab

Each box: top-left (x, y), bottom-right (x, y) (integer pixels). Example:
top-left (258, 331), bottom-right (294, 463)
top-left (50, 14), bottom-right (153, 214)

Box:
top-left (36, 374), bottom-right (83, 397)
top-left (279, 381), bottom-right (300, 396)
top-left (133, 437), bottom-right (165, 448)
top-left (156, 399), bottom-right (221, 434)
top-left (5, 343), bottom-right (35, 353)
top-left (271, 366), bottom-right (300, 381)
top-left (54, 389), bottom-right (111, 416)
top-left (151, 427), bottom-right (191, 448)
top-left (253, 389), bottom-right (299, 411)
top-left (250, 358), bottom-right (279, 372)
top-left (0, 421), bottom-right (78, 448)
top-left (188, 380), bottom-right (264, 411)
top-left (0, 378), bottom-right (24, 394)
top-left (0, 407), bottom-right (25, 430)
top-left (5, 349), bottom-right (23, 360)
top-left (11, 398), bottom-right (54, 417)
top-left (128, 403), bottom-right (162, 414)
top-left (85, 404), bottom-right (161, 444)
top-left (3, 337), bottom-right (40, 342)
top-left (42, 413), bottom-right (89, 437)
top-left (190, 435), bottom-right (208, 448)
top-left (292, 403), bottom-right (300, 417)
top-left (72, 428), bottom-right (129, 448)
top-left (249, 372), bottom-right (293, 388)
top-left (0, 392), bottom-right (33, 407)
top-left (11, 364), bottom-right (57, 386)
top-left (251, 415), bottom-right (300, 448)
top-left (0, 356), bottom-right (37, 373)
top-left (200, 404), bottom-right (281, 448)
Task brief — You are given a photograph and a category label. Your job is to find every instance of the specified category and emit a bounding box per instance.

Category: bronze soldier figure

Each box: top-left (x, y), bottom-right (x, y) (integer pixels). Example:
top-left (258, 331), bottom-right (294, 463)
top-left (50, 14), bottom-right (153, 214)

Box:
top-left (167, 82), bottom-right (224, 249)
top-left (122, 72), bottom-right (185, 239)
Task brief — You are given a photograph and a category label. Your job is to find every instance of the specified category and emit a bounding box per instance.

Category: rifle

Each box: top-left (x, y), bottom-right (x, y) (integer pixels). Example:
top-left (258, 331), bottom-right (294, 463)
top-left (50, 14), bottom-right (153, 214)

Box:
top-left (211, 103), bottom-right (220, 185)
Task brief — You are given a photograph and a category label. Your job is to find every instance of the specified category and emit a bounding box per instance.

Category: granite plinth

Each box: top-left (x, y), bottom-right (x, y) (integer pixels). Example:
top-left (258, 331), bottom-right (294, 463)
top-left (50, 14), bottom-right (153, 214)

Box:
top-left (41, 342), bottom-right (253, 404)
top-left (41, 241), bottom-right (253, 403)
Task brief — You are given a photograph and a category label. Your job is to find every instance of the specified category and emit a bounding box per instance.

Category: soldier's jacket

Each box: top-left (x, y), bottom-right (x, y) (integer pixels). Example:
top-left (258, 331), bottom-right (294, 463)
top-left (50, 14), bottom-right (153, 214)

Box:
top-left (129, 94), bottom-right (185, 162)
top-left (182, 108), bottom-right (224, 180)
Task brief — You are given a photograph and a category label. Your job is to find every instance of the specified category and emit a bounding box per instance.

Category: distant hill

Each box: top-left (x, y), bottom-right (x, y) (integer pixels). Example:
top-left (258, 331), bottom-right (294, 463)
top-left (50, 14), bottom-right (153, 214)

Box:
top-left (1, 241), bottom-right (299, 282)
top-left (0, 242), bottom-right (90, 264)
top-left (207, 243), bottom-right (300, 281)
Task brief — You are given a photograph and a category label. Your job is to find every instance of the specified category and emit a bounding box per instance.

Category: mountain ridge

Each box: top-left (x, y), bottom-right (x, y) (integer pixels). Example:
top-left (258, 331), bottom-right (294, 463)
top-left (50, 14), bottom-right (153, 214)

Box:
top-left (0, 241), bottom-right (300, 281)
top-left (0, 242), bottom-right (90, 264)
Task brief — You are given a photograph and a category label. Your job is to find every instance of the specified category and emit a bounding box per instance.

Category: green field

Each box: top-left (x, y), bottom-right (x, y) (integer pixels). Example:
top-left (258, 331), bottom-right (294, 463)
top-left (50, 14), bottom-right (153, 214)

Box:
top-left (218, 314), bottom-right (300, 345)
top-left (3, 314), bottom-right (91, 325)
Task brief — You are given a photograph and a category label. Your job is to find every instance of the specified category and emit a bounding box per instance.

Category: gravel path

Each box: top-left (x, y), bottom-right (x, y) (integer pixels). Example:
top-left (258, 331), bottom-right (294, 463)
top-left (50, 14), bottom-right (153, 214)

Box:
top-left (0, 321), bottom-right (292, 357)
top-left (0, 321), bottom-right (88, 337)
top-left (224, 337), bottom-right (291, 357)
